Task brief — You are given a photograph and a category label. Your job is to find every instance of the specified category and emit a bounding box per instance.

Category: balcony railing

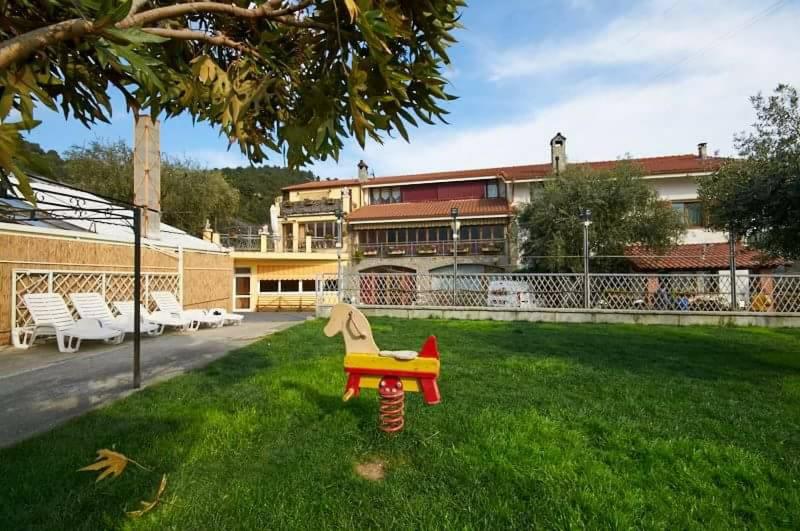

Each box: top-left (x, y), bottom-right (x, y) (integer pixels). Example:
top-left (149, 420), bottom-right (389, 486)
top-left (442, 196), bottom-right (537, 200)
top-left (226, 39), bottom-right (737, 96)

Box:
top-left (220, 233), bottom-right (261, 251)
top-left (311, 237), bottom-right (338, 252)
top-left (353, 239), bottom-right (506, 259)
top-left (281, 198), bottom-right (342, 217)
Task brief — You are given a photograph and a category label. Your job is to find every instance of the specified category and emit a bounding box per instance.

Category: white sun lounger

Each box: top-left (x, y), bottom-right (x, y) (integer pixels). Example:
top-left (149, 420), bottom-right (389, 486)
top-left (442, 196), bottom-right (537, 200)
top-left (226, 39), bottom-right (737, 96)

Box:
top-left (114, 301), bottom-right (198, 332)
top-left (209, 307), bottom-right (244, 326)
top-left (18, 293), bottom-right (125, 353)
top-left (69, 293), bottom-right (162, 337)
top-left (150, 291), bottom-right (224, 328)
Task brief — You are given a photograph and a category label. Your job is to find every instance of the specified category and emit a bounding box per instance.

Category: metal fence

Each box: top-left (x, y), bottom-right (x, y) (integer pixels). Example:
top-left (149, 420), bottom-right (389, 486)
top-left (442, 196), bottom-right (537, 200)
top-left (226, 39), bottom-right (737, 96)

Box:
top-left (12, 269), bottom-right (181, 331)
top-left (316, 272), bottom-right (800, 314)
top-left (220, 233), bottom-right (261, 251)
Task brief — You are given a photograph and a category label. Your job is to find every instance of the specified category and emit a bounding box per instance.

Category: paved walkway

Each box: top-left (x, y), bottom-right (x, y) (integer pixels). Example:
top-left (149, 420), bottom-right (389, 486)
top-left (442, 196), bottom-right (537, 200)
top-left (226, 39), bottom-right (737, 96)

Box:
top-left (0, 312), bottom-right (311, 448)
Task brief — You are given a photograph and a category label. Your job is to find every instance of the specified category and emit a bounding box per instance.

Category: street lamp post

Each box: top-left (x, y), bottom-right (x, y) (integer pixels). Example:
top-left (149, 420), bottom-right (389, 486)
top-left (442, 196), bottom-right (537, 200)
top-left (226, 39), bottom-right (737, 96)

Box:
top-left (335, 208), bottom-right (343, 302)
top-left (728, 229), bottom-right (737, 311)
top-left (451, 207), bottom-right (460, 305)
top-left (579, 208), bottom-right (592, 309)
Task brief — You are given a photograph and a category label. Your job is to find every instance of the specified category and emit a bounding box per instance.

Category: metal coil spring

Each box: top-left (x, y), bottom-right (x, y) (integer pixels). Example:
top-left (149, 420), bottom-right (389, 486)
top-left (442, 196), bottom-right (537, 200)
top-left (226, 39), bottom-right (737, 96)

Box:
top-left (378, 377), bottom-right (405, 433)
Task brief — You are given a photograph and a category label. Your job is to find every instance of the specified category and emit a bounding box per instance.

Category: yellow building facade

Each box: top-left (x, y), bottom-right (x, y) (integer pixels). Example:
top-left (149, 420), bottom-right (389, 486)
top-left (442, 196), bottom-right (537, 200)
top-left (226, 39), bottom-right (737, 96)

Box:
top-left (205, 177), bottom-right (359, 312)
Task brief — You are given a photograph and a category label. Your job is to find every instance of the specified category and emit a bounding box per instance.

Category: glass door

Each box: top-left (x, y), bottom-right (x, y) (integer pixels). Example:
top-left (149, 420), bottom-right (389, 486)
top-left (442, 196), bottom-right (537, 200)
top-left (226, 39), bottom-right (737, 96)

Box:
top-left (234, 267), bottom-right (252, 311)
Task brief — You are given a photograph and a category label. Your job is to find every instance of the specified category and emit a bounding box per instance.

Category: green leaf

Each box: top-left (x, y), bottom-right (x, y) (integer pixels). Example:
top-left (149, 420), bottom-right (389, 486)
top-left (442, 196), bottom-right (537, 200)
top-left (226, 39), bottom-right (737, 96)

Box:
top-left (0, 90), bottom-right (14, 120)
top-left (390, 114), bottom-right (409, 142)
top-left (108, 0), bottom-right (133, 23)
top-left (101, 28), bottom-right (170, 45)
top-left (94, 0), bottom-right (133, 27)
top-left (10, 163), bottom-right (35, 203)
top-left (191, 56), bottom-right (218, 84)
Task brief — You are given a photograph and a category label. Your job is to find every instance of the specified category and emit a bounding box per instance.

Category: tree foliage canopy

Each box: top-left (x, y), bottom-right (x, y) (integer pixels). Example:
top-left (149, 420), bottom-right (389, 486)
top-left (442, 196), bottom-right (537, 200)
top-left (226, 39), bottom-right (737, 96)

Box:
top-left (58, 139), bottom-right (240, 234)
top-left (698, 84), bottom-right (800, 258)
top-left (219, 165), bottom-right (314, 224)
top-left (518, 163), bottom-right (686, 273)
top-left (0, 0), bottom-right (463, 199)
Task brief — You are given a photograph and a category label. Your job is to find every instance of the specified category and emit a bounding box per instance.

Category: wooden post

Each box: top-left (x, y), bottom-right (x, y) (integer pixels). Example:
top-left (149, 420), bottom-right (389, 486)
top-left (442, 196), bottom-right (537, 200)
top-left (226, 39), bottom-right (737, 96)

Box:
top-left (133, 115), bottom-right (161, 239)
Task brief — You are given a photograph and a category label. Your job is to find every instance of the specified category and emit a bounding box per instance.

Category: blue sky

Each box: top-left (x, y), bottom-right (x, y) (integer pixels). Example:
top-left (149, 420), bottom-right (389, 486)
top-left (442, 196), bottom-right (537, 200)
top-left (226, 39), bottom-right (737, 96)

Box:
top-left (28, 0), bottom-right (800, 179)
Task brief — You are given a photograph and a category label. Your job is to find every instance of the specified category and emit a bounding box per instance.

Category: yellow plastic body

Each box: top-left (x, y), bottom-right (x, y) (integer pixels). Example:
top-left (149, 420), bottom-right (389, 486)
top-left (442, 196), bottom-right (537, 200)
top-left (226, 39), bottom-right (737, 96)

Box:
top-left (343, 353), bottom-right (440, 375)
top-left (358, 375), bottom-right (420, 392)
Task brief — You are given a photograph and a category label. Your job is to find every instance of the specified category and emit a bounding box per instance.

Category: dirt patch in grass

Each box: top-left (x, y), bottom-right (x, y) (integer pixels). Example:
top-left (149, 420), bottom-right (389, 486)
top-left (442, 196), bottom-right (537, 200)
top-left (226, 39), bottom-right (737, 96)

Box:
top-left (354, 459), bottom-right (387, 481)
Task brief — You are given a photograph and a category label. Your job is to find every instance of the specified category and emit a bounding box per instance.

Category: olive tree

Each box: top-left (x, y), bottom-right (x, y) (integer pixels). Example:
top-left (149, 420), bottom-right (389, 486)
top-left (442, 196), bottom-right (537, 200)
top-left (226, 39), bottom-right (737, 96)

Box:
top-left (518, 163), bottom-right (686, 273)
top-left (699, 84), bottom-right (800, 258)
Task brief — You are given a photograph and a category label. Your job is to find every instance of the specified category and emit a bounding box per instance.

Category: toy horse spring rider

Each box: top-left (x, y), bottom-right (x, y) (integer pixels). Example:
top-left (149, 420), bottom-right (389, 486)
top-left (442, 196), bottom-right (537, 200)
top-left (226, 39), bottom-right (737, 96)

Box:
top-left (324, 303), bottom-right (441, 433)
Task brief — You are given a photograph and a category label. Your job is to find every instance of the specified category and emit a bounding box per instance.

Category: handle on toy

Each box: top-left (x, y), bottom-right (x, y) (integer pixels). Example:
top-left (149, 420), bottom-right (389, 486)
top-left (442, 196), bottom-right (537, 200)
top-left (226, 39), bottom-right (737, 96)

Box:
top-left (342, 388), bottom-right (355, 402)
top-left (346, 311), bottom-right (367, 339)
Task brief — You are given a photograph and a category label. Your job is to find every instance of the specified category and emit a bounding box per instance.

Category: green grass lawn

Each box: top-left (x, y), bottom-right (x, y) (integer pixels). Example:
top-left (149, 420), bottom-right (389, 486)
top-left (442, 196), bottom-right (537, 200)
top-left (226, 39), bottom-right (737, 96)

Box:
top-left (2, 319), bottom-right (800, 529)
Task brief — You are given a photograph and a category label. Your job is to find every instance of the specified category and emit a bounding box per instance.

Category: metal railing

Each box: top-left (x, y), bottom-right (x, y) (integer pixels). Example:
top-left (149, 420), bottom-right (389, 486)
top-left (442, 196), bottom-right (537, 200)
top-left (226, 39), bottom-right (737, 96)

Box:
top-left (311, 237), bottom-right (337, 251)
top-left (281, 198), bottom-right (342, 217)
top-left (220, 233), bottom-right (261, 251)
top-left (353, 239), bottom-right (506, 259)
top-left (316, 272), bottom-right (800, 314)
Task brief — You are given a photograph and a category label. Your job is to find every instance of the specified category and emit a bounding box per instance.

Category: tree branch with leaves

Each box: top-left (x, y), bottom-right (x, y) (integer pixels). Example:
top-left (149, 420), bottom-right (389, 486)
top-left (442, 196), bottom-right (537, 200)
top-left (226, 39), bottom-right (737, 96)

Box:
top-left (699, 84), bottom-right (800, 259)
top-left (0, 0), bottom-right (464, 200)
top-left (518, 163), bottom-right (686, 273)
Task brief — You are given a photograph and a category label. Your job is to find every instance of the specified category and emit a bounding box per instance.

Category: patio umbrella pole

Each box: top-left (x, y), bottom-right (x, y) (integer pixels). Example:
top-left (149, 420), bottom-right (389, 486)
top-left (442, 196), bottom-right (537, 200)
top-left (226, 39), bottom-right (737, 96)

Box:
top-left (133, 206), bottom-right (142, 389)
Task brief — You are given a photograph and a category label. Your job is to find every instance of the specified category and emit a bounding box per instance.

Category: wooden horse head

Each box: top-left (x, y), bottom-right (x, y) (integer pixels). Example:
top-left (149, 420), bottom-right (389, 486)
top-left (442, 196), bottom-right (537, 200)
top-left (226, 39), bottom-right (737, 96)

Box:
top-left (324, 303), bottom-right (379, 355)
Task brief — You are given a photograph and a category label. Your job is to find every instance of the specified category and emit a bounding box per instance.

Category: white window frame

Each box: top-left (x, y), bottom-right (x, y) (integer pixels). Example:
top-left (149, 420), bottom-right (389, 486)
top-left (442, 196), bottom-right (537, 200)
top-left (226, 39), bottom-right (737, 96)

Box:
top-left (233, 267), bottom-right (254, 312)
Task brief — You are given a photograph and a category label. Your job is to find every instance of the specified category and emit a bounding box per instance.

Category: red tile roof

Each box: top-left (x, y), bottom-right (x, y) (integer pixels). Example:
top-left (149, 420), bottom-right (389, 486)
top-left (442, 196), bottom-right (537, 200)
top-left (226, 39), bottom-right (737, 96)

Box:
top-left (626, 243), bottom-right (787, 271)
top-left (283, 154), bottom-right (727, 191)
top-left (284, 178), bottom-right (360, 191)
top-left (346, 198), bottom-right (511, 222)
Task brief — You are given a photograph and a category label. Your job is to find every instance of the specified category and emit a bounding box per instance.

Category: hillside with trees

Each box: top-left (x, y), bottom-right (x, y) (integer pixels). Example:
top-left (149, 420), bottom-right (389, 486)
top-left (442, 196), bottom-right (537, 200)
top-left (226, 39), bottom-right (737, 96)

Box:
top-left (218, 166), bottom-right (315, 225)
top-left (19, 139), bottom-right (314, 234)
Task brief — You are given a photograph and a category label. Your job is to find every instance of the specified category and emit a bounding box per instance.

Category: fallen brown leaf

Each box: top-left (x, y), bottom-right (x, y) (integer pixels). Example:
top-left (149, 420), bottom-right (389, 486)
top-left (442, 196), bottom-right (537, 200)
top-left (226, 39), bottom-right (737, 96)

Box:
top-left (126, 474), bottom-right (168, 518)
top-left (78, 449), bottom-right (130, 482)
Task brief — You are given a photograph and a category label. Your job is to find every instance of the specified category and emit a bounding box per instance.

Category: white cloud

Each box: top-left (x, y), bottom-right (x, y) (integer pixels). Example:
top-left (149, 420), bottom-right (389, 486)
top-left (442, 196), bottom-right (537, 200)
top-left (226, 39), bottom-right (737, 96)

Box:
top-left (487, 0), bottom-right (787, 81)
top-left (179, 148), bottom-right (251, 169)
top-left (311, 0), bottom-right (800, 179)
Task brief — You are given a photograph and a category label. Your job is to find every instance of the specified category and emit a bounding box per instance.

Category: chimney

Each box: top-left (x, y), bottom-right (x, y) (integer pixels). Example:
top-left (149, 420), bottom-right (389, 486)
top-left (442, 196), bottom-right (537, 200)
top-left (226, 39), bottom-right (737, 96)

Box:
top-left (133, 115), bottom-right (161, 239)
top-left (201, 219), bottom-right (213, 241)
top-left (550, 132), bottom-right (567, 175)
top-left (357, 160), bottom-right (369, 182)
top-left (697, 142), bottom-right (708, 160)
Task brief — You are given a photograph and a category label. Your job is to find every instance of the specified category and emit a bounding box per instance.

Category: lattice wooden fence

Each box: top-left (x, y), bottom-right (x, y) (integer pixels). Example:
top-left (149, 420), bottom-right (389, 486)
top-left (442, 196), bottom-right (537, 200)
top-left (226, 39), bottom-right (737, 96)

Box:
top-left (318, 272), bottom-right (800, 314)
top-left (12, 269), bottom-right (181, 331)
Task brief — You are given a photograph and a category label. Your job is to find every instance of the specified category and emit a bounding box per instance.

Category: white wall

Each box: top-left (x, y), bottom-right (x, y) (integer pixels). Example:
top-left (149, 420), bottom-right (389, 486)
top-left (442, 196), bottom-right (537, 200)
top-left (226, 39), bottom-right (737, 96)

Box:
top-left (511, 182), bottom-right (532, 205)
top-left (682, 228), bottom-right (728, 244)
top-left (648, 176), bottom-right (701, 201)
top-left (647, 176), bottom-right (727, 244)
top-left (510, 174), bottom-right (727, 245)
